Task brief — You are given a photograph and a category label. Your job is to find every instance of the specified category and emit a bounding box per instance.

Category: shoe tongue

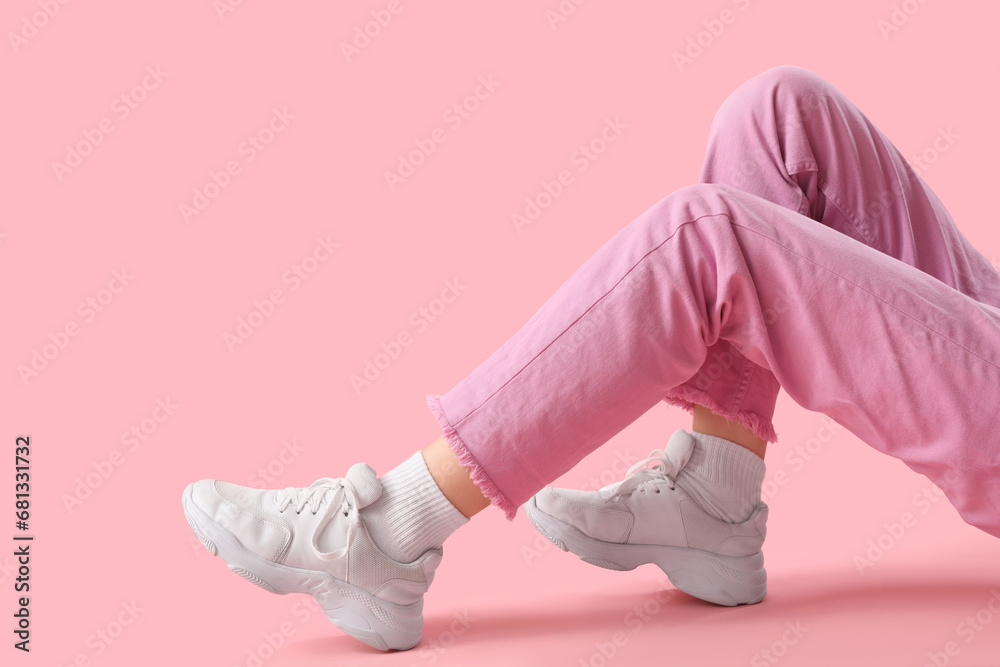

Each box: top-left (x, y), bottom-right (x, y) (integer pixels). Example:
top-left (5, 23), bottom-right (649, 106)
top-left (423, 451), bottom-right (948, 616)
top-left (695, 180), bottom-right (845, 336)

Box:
top-left (345, 463), bottom-right (382, 508)
top-left (663, 429), bottom-right (696, 474)
top-left (598, 431), bottom-right (696, 499)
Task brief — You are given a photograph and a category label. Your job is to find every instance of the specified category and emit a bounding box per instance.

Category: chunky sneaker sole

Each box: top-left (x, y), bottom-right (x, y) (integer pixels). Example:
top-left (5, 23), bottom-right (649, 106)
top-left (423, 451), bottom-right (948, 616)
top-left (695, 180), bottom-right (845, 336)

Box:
top-left (182, 482), bottom-right (426, 651)
top-left (526, 496), bottom-right (767, 607)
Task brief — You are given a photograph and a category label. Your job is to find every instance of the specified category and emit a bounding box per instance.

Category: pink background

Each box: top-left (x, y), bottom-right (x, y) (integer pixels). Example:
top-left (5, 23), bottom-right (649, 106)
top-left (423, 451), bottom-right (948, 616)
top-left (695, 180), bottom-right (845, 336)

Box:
top-left (5, 1), bottom-right (1000, 665)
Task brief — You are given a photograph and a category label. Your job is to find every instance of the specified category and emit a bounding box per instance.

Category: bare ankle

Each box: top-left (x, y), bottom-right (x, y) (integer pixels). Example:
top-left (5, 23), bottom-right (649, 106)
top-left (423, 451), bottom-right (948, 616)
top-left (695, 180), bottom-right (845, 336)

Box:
top-left (421, 437), bottom-right (491, 518)
top-left (691, 404), bottom-right (767, 459)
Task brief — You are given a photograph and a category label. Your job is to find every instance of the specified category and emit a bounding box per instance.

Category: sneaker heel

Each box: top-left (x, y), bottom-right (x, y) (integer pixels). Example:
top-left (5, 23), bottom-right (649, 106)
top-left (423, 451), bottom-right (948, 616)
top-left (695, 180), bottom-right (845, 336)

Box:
top-left (661, 550), bottom-right (766, 606)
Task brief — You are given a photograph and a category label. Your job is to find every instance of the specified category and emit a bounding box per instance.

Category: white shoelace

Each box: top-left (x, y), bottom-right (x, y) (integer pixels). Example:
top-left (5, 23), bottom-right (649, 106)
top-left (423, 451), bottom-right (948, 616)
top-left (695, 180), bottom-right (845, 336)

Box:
top-left (599, 441), bottom-right (694, 502)
top-left (275, 477), bottom-right (361, 561)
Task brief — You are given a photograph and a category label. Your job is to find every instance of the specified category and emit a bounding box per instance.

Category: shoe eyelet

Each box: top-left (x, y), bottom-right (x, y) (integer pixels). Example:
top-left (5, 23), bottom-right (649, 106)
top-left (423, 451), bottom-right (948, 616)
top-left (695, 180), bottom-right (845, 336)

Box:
top-left (655, 489), bottom-right (660, 494)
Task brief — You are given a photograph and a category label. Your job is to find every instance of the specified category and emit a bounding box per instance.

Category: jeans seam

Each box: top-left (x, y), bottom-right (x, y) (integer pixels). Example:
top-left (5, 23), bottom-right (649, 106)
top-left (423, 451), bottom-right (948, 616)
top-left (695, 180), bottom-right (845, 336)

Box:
top-left (786, 160), bottom-right (818, 174)
top-left (815, 180), bottom-right (879, 249)
top-left (785, 161), bottom-right (818, 217)
top-left (730, 354), bottom-right (756, 413)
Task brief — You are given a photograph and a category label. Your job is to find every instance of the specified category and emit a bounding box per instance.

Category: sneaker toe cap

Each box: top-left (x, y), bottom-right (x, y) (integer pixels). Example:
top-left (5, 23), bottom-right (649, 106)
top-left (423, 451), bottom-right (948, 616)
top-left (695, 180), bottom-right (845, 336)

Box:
top-left (534, 487), bottom-right (633, 543)
top-left (534, 486), bottom-right (583, 520)
top-left (186, 480), bottom-right (291, 555)
top-left (186, 479), bottom-right (230, 519)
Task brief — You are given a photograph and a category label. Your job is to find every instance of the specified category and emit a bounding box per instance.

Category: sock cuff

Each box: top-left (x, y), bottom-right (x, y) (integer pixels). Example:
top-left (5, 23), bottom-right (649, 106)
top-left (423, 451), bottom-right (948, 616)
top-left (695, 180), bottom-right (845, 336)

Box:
top-left (377, 452), bottom-right (468, 556)
top-left (687, 431), bottom-right (766, 498)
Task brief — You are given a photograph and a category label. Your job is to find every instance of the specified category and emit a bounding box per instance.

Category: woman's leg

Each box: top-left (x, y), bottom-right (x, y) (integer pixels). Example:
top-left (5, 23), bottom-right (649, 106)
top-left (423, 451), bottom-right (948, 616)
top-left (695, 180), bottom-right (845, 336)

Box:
top-left (669, 65), bottom-right (1000, 447)
top-left (426, 182), bottom-right (1000, 541)
top-left (185, 180), bottom-right (1000, 650)
top-left (438, 64), bottom-right (1000, 520)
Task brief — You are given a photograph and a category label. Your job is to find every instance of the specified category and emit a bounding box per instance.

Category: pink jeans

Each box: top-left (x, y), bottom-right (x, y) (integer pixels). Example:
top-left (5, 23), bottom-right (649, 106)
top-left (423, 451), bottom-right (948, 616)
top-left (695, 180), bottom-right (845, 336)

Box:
top-left (425, 66), bottom-right (1000, 539)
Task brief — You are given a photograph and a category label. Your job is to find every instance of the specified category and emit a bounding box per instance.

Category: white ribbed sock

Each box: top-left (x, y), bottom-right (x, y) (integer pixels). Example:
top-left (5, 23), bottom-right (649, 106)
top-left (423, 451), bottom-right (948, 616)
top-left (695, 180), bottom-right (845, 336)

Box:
top-left (362, 451), bottom-right (469, 563)
top-left (673, 430), bottom-right (766, 523)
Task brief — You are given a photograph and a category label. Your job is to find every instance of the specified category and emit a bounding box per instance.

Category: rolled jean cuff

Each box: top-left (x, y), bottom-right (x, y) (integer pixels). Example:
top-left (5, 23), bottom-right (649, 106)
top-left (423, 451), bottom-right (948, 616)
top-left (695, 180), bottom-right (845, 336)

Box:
top-left (425, 393), bottom-right (519, 520)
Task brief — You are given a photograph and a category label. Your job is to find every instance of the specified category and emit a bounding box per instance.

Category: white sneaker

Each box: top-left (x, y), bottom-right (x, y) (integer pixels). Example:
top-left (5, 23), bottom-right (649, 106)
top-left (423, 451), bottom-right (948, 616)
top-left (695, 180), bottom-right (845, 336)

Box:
top-left (525, 429), bottom-right (768, 606)
top-left (181, 463), bottom-right (442, 651)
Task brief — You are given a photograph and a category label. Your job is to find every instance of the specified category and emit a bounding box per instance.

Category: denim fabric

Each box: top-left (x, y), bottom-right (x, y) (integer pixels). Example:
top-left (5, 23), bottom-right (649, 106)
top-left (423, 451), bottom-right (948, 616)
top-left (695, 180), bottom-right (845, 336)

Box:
top-left (426, 66), bottom-right (1000, 539)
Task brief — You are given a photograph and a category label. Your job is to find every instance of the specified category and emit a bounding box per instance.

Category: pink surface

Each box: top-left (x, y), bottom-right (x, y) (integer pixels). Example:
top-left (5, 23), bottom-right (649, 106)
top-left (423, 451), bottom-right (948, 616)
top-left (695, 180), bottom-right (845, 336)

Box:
top-left (4, 1), bottom-right (999, 665)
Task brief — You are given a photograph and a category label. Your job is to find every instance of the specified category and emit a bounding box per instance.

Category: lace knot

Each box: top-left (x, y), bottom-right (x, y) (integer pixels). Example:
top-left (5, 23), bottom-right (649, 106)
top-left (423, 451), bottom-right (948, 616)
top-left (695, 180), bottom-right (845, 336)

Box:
top-left (273, 463), bottom-right (382, 562)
